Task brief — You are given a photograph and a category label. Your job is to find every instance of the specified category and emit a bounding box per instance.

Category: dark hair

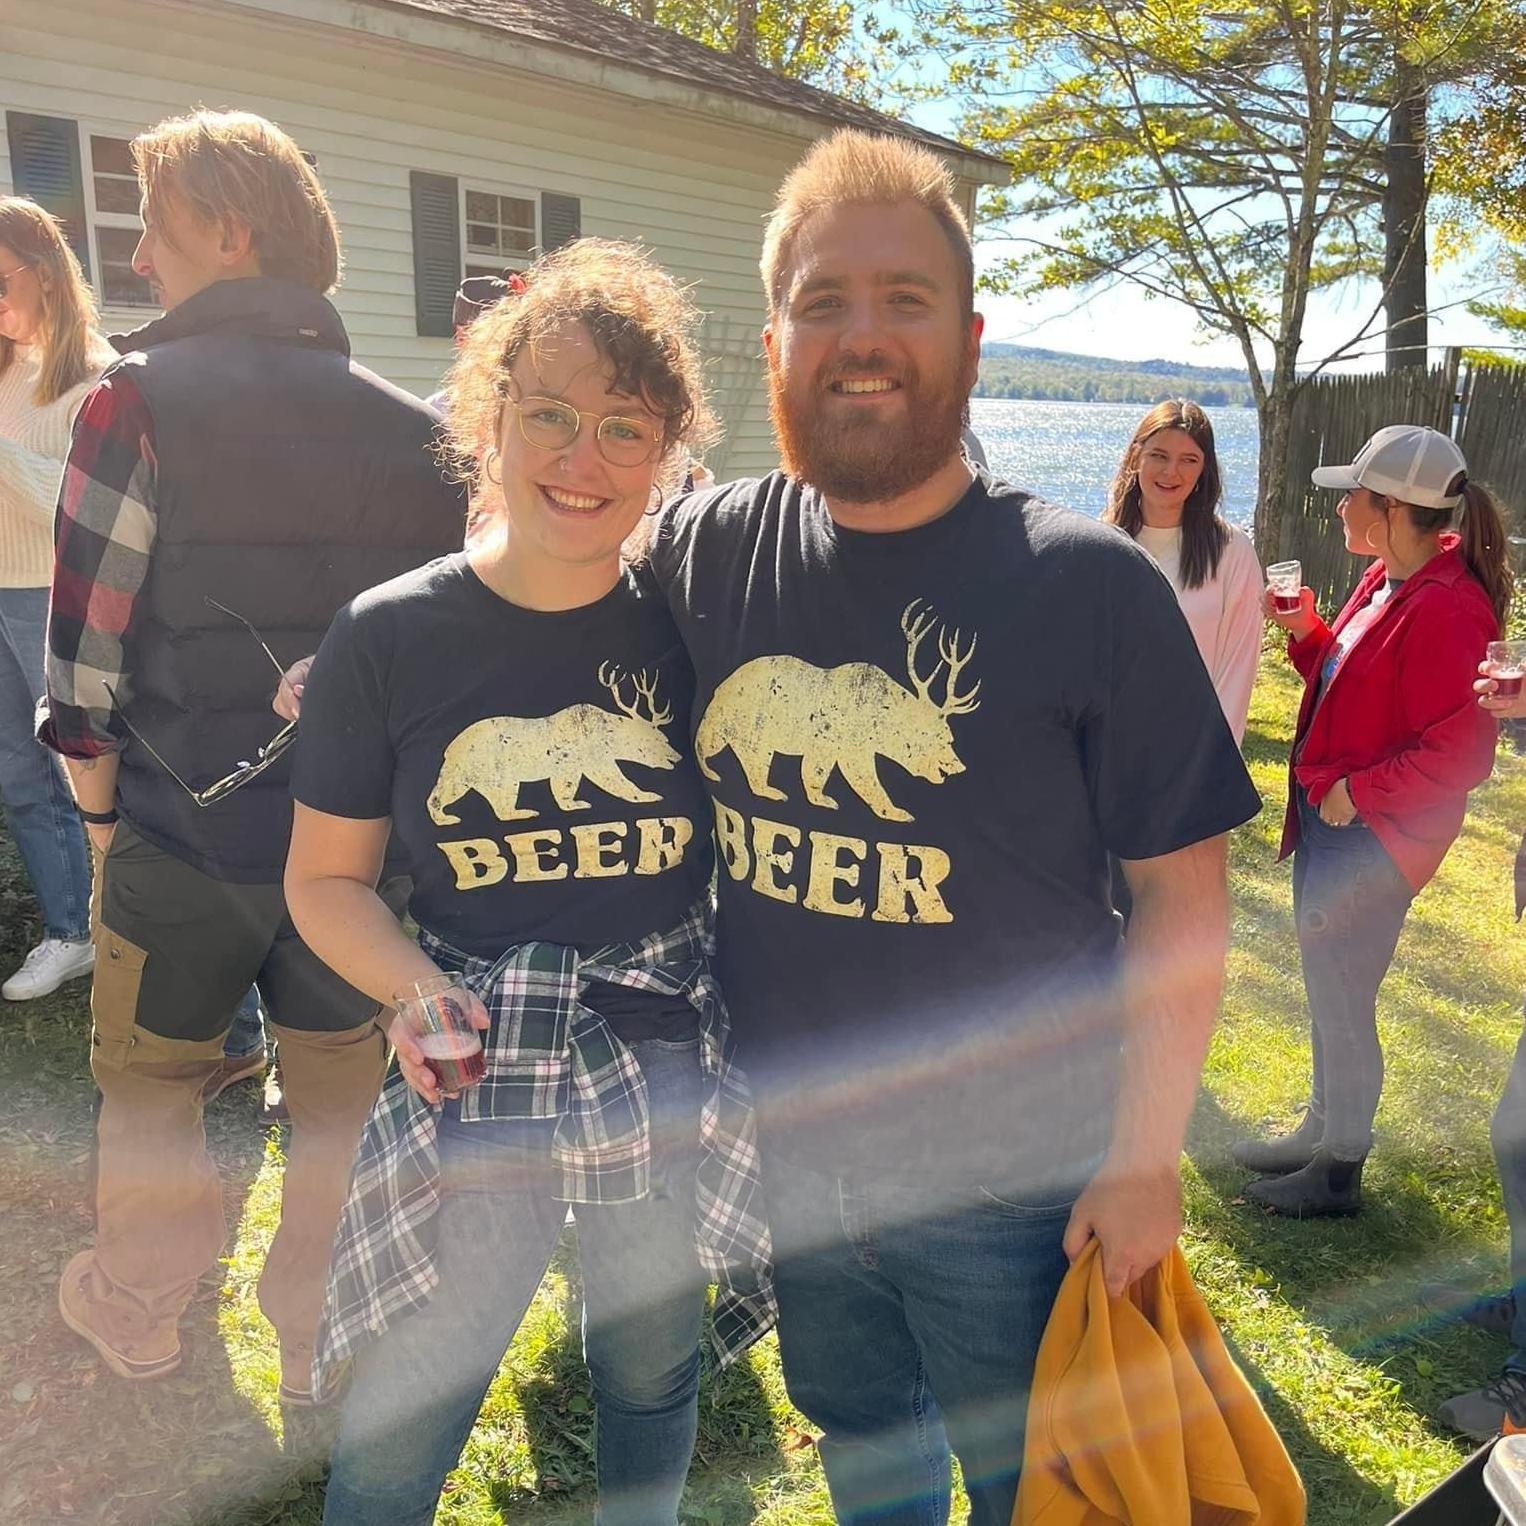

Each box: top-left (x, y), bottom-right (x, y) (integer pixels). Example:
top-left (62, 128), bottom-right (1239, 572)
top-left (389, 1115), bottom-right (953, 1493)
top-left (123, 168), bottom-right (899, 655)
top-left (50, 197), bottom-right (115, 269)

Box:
top-left (1384, 474), bottom-right (1514, 627)
top-left (1103, 399), bottom-right (1228, 590)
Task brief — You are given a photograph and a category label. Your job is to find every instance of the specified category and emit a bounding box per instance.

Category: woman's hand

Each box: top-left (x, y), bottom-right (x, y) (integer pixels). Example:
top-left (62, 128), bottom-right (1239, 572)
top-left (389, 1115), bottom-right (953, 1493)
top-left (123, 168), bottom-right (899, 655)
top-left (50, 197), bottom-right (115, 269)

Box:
top-left (387, 989), bottom-right (492, 1106)
top-left (1476, 661), bottom-right (1526, 720)
top-left (1263, 584), bottom-right (1318, 642)
top-left (273, 656), bottom-right (313, 722)
top-left (1318, 777), bottom-right (1359, 827)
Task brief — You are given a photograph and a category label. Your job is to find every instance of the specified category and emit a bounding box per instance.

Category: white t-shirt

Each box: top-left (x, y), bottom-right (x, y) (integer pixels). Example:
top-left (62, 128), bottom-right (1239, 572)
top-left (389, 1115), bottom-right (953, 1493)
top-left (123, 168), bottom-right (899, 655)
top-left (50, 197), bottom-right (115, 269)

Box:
top-left (1135, 522), bottom-right (1263, 743)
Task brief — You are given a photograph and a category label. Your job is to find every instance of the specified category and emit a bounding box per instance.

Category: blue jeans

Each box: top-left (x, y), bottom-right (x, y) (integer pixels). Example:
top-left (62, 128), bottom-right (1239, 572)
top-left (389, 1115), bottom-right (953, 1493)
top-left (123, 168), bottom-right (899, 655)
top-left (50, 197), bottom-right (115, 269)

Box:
top-left (0, 586), bottom-right (90, 942)
top-left (223, 986), bottom-right (266, 1058)
top-left (322, 1036), bottom-right (707, 1526)
top-left (764, 1147), bottom-right (1080, 1526)
top-left (1491, 1003), bottom-right (1526, 1371)
top-left (1293, 790), bottom-right (1415, 1158)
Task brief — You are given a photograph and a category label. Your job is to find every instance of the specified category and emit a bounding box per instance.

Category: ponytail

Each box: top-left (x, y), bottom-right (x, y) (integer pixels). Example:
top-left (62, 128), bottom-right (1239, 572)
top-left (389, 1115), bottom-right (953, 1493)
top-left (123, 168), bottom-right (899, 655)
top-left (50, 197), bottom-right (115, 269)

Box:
top-left (1458, 480), bottom-right (1514, 629)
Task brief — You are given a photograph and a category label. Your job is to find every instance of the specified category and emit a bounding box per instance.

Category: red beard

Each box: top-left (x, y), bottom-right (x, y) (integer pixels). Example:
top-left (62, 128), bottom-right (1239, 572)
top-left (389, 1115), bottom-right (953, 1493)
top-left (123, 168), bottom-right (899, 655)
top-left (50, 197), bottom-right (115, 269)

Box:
top-left (768, 348), bottom-right (970, 505)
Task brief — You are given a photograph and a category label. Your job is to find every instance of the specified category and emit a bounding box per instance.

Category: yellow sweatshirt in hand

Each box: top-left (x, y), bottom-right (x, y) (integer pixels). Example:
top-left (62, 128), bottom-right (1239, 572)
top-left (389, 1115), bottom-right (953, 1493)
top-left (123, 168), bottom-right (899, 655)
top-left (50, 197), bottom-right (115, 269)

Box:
top-left (1014, 1241), bottom-right (1305, 1526)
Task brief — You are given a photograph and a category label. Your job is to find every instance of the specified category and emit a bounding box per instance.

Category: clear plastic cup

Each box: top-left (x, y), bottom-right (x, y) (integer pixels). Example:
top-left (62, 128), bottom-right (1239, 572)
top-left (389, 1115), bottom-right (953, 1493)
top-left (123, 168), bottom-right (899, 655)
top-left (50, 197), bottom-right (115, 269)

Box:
top-left (1266, 559), bottom-right (1303, 615)
top-left (393, 974), bottom-right (485, 1094)
top-left (1487, 639), bottom-right (1526, 700)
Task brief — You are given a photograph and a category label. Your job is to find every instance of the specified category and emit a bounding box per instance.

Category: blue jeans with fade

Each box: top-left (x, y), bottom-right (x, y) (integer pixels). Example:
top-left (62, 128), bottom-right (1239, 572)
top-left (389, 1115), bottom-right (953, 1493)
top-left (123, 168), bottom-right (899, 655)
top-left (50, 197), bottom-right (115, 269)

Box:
top-left (763, 1145), bottom-right (1081, 1526)
top-left (0, 587), bottom-right (90, 942)
top-left (321, 1035), bottom-right (708, 1526)
top-left (1293, 790), bottom-right (1416, 1158)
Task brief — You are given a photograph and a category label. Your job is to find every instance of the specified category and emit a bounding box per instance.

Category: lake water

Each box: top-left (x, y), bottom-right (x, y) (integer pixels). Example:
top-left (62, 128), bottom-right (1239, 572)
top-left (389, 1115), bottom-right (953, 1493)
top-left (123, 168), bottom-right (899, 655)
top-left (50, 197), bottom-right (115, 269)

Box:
top-left (970, 398), bottom-right (1261, 530)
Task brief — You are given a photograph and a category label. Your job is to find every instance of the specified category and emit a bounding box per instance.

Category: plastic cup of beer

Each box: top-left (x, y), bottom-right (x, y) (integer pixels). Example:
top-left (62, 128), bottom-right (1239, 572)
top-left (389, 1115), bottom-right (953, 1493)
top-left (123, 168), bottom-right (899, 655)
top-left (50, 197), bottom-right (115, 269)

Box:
top-left (1267, 560), bottom-right (1304, 615)
top-left (394, 974), bottom-right (485, 1094)
top-left (1487, 640), bottom-right (1526, 701)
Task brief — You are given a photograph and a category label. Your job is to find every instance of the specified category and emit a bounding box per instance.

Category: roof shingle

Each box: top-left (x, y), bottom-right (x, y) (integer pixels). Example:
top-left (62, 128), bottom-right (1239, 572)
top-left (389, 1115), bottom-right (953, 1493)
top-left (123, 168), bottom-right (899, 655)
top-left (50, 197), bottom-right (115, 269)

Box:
top-left (377, 0), bottom-right (1003, 173)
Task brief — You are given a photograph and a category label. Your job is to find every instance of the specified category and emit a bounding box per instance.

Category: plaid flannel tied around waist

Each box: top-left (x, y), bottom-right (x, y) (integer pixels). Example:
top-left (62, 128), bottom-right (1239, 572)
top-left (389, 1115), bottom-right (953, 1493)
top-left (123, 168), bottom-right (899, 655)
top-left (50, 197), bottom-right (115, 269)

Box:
top-left (312, 902), bottom-right (776, 1398)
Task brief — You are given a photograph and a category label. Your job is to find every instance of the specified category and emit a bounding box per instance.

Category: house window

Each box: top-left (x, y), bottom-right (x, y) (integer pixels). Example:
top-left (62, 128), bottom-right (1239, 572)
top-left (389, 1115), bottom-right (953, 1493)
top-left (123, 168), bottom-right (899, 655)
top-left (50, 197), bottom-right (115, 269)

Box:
top-left (463, 188), bottom-right (536, 278)
top-left (410, 173), bottom-right (580, 338)
top-left (86, 135), bottom-right (153, 307)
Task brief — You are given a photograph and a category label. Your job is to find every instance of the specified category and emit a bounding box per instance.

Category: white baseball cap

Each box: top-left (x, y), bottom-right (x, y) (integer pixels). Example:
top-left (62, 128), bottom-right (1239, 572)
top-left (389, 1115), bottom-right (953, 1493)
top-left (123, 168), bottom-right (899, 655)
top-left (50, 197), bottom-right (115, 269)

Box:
top-left (1311, 424), bottom-right (1468, 511)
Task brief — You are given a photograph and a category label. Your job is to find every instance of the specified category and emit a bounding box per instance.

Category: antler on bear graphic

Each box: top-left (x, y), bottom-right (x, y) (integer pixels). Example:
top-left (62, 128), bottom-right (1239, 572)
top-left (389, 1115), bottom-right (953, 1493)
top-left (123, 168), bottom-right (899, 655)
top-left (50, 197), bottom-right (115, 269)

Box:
top-left (598, 663), bottom-right (673, 727)
top-left (695, 600), bottom-right (981, 823)
top-left (426, 667), bottom-right (679, 825)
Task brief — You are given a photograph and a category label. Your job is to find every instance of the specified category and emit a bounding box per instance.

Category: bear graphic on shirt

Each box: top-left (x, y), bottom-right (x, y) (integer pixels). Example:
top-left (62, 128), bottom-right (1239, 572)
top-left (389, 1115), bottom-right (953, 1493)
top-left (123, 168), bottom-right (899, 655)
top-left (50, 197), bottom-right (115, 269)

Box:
top-left (696, 600), bottom-right (981, 824)
top-left (427, 664), bottom-right (680, 824)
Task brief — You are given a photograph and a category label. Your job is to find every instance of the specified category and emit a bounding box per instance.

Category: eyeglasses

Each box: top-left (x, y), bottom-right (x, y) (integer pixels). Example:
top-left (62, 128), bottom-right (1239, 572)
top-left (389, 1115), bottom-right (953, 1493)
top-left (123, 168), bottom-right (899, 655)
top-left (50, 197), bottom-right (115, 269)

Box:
top-left (0, 262), bottom-right (33, 300)
top-left (508, 395), bottom-right (663, 468)
top-left (104, 598), bottom-right (295, 807)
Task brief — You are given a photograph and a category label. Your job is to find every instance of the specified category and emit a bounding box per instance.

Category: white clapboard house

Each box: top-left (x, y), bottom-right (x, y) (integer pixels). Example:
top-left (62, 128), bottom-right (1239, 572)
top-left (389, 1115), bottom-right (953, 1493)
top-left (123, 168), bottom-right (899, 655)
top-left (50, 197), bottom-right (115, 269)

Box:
top-left (3, 0), bottom-right (1006, 476)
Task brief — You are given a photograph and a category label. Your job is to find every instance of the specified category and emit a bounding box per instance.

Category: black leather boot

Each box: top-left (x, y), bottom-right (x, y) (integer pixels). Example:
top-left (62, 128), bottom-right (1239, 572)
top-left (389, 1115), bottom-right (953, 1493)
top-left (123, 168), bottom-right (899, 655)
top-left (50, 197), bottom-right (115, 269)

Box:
top-left (1244, 1148), bottom-right (1365, 1217)
top-left (1231, 1108), bottom-right (1324, 1175)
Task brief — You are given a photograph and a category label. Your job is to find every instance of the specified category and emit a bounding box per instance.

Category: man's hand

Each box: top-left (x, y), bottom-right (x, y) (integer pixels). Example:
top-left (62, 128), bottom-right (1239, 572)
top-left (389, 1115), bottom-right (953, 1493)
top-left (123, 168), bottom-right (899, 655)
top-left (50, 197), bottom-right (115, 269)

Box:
top-left (274, 656), bottom-right (313, 722)
top-left (1062, 1160), bottom-right (1182, 1296)
top-left (1318, 776), bottom-right (1359, 827)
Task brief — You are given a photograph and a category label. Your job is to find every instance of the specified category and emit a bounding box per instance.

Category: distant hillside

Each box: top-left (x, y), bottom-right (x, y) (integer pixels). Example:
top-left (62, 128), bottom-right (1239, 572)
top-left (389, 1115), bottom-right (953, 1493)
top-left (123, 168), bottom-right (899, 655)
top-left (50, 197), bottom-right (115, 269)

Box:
top-left (977, 343), bottom-right (1256, 407)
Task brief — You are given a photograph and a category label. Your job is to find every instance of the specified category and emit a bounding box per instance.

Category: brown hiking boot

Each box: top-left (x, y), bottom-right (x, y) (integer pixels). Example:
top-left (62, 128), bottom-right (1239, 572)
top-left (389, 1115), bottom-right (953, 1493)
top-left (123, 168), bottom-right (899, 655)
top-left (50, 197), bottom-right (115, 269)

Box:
top-left (200, 1048), bottom-right (267, 1104)
top-left (58, 1251), bottom-right (181, 1380)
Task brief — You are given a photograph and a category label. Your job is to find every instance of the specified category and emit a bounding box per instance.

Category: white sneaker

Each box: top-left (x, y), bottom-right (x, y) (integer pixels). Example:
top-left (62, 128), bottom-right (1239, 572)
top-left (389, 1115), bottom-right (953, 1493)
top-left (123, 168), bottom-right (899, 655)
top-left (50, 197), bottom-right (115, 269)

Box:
top-left (3, 938), bottom-right (96, 1001)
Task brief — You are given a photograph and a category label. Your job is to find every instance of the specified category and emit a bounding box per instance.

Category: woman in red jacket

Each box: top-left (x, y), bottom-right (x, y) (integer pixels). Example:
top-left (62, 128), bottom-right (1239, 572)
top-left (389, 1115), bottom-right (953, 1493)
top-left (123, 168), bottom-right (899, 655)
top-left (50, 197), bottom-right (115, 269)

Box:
top-left (1236, 425), bottom-right (1513, 1216)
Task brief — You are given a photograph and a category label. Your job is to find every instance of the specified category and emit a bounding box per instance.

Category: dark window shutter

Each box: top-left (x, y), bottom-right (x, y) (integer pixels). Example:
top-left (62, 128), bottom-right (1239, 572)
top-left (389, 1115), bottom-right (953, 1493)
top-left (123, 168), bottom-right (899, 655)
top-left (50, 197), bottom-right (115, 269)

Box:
top-left (5, 113), bottom-right (90, 278)
top-left (541, 192), bottom-right (581, 253)
top-left (410, 170), bottom-right (460, 338)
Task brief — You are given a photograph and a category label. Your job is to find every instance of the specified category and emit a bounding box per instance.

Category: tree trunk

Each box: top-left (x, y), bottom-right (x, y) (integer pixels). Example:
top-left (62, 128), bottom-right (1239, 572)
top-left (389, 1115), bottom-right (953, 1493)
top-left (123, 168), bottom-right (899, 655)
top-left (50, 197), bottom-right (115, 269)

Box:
top-left (1384, 52), bottom-right (1429, 371)
top-left (639, 0), bottom-right (654, 20)
top-left (1253, 370), bottom-right (1297, 567)
top-left (734, 0), bottom-right (757, 59)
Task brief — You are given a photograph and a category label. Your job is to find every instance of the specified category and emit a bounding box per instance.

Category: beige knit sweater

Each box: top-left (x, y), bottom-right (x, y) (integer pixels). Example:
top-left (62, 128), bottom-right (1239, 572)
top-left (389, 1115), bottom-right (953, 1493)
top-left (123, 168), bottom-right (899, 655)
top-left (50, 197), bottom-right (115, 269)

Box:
top-left (0, 334), bottom-right (119, 588)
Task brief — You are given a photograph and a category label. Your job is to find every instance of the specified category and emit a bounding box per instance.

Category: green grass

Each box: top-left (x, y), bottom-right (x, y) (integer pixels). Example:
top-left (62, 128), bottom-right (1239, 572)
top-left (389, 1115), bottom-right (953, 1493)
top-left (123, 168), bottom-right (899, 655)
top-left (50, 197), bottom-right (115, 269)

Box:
top-left (2, 644), bottom-right (1523, 1523)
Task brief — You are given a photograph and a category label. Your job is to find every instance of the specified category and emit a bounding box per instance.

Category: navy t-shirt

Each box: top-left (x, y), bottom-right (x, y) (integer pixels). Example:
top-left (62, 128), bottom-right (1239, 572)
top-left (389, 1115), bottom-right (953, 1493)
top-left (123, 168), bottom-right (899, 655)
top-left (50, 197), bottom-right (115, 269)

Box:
top-left (647, 470), bottom-right (1261, 1183)
top-left (292, 554), bottom-right (712, 1040)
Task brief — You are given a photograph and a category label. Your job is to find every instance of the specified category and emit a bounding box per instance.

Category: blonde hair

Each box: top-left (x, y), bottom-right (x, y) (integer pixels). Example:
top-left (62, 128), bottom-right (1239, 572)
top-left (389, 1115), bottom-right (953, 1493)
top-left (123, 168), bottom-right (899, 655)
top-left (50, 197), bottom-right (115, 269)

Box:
top-left (0, 197), bottom-right (103, 404)
top-left (761, 129), bottom-right (974, 314)
top-left (444, 238), bottom-right (718, 498)
top-left (132, 109), bottom-right (340, 292)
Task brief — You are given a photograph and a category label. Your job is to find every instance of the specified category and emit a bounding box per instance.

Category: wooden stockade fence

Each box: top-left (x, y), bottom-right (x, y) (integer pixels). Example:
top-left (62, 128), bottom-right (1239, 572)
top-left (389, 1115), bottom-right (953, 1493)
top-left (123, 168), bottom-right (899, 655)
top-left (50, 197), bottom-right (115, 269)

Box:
top-left (1278, 356), bottom-right (1526, 615)
top-left (1278, 362), bottom-right (1456, 613)
top-left (1458, 362), bottom-right (1526, 541)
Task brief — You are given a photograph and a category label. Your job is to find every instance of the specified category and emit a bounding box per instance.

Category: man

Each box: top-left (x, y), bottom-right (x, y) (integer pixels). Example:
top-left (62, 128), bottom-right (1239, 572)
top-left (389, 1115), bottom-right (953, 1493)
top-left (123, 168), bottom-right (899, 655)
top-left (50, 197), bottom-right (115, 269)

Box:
top-left (40, 109), bottom-right (462, 1400)
top-left (1434, 679), bottom-right (1526, 1440)
top-left (645, 129), bottom-right (1261, 1523)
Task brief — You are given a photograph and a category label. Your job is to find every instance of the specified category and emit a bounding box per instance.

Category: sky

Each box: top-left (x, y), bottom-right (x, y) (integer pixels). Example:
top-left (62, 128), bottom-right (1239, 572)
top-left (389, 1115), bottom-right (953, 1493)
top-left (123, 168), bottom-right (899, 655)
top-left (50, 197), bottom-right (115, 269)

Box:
top-left (896, 49), bottom-right (1515, 376)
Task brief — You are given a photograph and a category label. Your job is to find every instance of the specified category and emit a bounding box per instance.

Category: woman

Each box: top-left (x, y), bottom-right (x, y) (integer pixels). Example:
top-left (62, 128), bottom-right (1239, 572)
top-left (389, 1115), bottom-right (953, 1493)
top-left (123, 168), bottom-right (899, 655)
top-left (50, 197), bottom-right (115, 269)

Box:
top-left (286, 239), bottom-right (771, 1526)
top-left (1237, 424), bottom-right (1511, 1216)
top-left (1103, 399), bottom-right (1262, 742)
top-left (0, 198), bottom-right (115, 1000)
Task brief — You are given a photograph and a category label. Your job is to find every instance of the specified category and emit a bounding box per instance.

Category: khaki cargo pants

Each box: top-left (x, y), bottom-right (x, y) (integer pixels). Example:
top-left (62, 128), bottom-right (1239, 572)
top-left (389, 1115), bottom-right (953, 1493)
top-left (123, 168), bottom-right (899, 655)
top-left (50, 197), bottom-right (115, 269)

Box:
top-left (80, 818), bottom-right (391, 1368)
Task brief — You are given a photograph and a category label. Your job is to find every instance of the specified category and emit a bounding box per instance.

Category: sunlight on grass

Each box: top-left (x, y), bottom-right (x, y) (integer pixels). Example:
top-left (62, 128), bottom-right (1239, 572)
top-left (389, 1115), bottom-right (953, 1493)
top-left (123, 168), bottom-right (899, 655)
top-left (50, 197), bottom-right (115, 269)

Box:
top-left (8, 643), bottom-right (1526, 1523)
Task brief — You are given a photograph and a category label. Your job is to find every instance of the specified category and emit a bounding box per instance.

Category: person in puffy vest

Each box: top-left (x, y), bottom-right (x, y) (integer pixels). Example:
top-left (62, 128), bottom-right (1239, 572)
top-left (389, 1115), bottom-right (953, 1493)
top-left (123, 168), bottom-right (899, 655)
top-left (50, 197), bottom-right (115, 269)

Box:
top-left (38, 108), bottom-right (463, 1402)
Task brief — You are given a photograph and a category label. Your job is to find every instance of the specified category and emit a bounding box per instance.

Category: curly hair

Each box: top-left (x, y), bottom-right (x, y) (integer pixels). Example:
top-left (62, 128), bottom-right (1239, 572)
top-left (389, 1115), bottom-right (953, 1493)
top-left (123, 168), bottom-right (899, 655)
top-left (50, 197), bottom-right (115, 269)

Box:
top-left (444, 238), bottom-right (718, 498)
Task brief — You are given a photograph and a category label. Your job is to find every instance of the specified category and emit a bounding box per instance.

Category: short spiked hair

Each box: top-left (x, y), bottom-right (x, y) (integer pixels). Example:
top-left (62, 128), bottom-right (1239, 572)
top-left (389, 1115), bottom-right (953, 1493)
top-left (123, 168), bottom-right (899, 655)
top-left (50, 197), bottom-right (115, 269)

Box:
top-left (761, 129), bottom-right (974, 315)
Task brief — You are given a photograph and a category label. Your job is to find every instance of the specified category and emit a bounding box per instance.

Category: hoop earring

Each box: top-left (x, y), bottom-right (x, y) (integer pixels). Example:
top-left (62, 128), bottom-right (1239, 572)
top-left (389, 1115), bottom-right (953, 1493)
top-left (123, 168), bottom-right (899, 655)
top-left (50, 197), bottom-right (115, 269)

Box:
top-left (483, 447), bottom-right (502, 486)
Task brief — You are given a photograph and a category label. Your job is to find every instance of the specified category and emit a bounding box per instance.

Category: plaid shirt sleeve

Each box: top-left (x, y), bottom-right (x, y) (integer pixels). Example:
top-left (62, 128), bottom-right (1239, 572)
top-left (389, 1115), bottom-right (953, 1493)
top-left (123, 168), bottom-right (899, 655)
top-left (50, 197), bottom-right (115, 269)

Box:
top-left (39, 365), bottom-right (158, 760)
